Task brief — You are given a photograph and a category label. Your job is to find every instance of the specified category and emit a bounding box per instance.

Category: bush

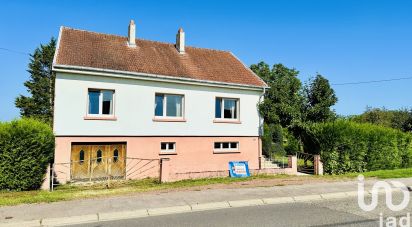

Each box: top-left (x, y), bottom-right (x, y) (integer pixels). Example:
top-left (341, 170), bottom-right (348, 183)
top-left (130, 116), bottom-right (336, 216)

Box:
top-left (262, 123), bottom-right (284, 157)
top-left (0, 119), bottom-right (54, 190)
top-left (308, 120), bottom-right (412, 174)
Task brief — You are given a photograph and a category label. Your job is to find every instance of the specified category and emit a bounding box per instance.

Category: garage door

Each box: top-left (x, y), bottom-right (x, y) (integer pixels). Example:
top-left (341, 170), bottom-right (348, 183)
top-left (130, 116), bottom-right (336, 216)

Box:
top-left (71, 143), bottom-right (126, 181)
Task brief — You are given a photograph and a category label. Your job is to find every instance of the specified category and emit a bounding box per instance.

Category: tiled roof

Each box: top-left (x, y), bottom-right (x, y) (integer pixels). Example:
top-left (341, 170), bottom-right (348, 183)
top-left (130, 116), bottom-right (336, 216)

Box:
top-left (54, 27), bottom-right (267, 88)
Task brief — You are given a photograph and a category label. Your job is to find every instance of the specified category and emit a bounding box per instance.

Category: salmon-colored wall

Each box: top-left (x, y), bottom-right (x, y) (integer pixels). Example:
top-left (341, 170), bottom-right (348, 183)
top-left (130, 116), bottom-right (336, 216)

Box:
top-left (54, 136), bottom-right (261, 182)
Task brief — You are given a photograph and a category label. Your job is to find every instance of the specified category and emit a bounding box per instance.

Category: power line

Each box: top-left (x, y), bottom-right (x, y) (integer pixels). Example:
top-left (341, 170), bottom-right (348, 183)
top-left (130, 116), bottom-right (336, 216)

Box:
top-left (332, 76), bottom-right (412, 86)
top-left (0, 47), bottom-right (30, 56)
top-left (1, 46), bottom-right (411, 87)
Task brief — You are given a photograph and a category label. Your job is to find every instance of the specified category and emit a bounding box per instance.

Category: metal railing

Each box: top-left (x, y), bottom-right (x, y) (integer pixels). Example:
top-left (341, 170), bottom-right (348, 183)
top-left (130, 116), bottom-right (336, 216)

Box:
top-left (51, 157), bottom-right (160, 191)
top-left (296, 152), bottom-right (315, 174)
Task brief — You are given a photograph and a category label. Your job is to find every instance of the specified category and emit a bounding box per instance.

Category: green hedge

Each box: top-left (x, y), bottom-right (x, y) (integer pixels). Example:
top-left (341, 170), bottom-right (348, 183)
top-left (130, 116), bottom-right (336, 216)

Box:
top-left (309, 120), bottom-right (412, 174)
top-left (0, 119), bottom-right (54, 190)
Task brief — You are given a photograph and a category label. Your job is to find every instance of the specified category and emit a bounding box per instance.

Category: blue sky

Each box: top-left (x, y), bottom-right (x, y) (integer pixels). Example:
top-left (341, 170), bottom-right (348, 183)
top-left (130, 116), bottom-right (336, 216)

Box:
top-left (1, 0), bottom-right (412, 121)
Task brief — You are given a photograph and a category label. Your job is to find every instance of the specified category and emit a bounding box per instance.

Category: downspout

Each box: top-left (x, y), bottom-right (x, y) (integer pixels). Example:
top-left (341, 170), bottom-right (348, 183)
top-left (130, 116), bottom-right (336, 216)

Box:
top-left (258, 87), bottom-right (266, 170)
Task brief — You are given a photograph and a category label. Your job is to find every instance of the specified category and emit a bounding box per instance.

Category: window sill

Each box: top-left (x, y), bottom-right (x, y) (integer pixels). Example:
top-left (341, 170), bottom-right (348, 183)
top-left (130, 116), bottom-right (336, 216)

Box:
top-left (84, 116), bottom-right (117, 121)
top-left (213, 150), bottom-right (240, 154)
top-left (153, 118), bottom-right (186, 122)
top-left (159, 152), bottom-right (177, 155)
top-left (213, 119), bottom-right (241, 124)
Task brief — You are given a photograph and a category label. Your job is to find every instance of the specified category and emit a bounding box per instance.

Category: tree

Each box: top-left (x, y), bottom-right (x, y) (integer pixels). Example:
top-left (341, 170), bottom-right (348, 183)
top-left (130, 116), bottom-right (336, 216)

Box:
top-left (251, 62), bottom-right (303, 128)
top-left (350, 107), bottom-right (412, 132)
top-left (15, 38), bottom-right (56, 126)
top-left (302, 74), bottom-right (338, 123)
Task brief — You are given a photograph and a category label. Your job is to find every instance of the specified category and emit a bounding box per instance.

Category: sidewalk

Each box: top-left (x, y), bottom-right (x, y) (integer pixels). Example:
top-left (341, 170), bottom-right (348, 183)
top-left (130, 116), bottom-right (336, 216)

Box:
top-left (1, 177), bottom-right (411, 226)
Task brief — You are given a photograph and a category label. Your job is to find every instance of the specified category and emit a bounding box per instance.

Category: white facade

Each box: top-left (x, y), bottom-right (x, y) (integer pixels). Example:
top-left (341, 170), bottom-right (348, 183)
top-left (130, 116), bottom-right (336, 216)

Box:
top-left (54, 72), bottom-right (264, 137)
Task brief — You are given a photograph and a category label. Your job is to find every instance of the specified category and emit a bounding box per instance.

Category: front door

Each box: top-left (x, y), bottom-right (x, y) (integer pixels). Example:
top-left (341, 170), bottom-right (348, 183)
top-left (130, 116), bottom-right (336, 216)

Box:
top-left (71, 143), bottom-right (126, 181)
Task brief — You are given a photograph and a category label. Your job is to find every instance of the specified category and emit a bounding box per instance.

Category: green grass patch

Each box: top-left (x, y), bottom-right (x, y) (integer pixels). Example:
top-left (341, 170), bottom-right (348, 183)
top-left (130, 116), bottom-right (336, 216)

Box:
top-left (0, 174), bottom-right (291, 207)
top-left (0, 168), bottom-right (410, 207)
top-left (338, 168), bottom-right (412, 179)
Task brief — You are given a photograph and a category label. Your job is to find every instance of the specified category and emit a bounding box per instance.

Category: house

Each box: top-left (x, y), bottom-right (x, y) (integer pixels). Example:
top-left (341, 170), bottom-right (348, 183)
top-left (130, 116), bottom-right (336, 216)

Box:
top-left (52, 20), bottom-right (268, 182)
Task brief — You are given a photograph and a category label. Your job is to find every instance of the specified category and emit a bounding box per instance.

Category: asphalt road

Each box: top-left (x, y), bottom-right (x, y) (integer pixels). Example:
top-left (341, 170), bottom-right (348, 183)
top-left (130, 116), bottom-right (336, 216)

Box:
top-left (71, 193), bottom-right (410, 227)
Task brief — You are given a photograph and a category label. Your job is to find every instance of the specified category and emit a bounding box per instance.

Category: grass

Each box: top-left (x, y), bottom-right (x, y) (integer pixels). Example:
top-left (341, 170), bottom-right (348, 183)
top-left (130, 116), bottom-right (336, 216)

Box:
top-left (0, 174), bottom-right (290, 207)
top-left (0, 168), bottom-right (411, 207)
top-left (338, 168), bottom-right (412, 179)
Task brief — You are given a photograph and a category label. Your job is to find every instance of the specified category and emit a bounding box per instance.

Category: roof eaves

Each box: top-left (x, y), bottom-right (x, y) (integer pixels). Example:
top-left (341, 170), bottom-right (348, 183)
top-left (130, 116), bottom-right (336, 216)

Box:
top-left (52, 26), bottom-right (64, 66)
top-left (52, 64), bottom-right (267, 91)
top-left (228, 52), bottom-right (269, 88)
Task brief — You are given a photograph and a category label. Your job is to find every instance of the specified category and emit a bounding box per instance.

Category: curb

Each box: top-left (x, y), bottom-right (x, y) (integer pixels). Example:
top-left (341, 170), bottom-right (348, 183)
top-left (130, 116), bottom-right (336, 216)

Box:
top-left (0, 190), bottom-right (378, 227)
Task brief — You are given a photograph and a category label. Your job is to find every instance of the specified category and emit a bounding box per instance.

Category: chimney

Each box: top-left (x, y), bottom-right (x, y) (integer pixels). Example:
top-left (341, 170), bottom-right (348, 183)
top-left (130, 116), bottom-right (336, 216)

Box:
top-left (176, 28), bottom-right (185, 54)
top-left (128, 20), bottom-right (136, 47)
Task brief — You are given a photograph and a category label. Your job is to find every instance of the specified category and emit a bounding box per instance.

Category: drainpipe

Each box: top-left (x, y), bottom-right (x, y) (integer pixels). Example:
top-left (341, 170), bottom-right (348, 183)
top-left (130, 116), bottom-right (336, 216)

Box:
top-left (258, 87), bottom-right (266, 170)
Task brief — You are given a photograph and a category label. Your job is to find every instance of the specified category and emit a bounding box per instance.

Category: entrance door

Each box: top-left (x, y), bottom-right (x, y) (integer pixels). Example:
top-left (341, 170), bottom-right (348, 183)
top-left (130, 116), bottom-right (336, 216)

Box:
top-left (71, 143), bottom-right (126, 181)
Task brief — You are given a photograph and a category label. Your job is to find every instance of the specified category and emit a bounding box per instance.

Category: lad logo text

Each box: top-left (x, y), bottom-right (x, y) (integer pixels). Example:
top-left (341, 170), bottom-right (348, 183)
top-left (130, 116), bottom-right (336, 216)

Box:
top-left (357, 175), bottom-right (410, 212)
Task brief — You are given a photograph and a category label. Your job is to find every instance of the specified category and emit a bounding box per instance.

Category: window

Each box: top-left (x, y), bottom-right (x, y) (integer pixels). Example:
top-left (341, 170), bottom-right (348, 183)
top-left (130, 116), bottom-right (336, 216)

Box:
top-left (88, 89), bottom-right (114, 115)
top-left (160, 142), bottom-right (176, 152)
top-left (96, 150), bottom-right (102, 163)
top-left (155, 94), bottom-right (183, 118)
top-left (79, 150), bottom-right (85, 164)
top-left (214, 142), bottom-right (239, 151)
top-left (215, 98), bottom-right (238, 120)
top-left (113, 149), bottom-right (119, 163)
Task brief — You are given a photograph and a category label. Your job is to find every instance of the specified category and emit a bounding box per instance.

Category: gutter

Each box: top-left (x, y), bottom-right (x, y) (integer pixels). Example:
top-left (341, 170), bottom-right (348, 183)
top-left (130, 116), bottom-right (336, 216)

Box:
top-left (258, 87), bottom-right (267, 169)
top-left (53, 64), bottom-right (269, 92)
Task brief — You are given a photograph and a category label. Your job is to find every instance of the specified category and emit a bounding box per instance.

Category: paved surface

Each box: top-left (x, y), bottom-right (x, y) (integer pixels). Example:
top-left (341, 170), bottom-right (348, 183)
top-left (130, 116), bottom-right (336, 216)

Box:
top-left (70, 193), bottom-right (412, 227)
top-left (0, 177), bottom-right (411, 226)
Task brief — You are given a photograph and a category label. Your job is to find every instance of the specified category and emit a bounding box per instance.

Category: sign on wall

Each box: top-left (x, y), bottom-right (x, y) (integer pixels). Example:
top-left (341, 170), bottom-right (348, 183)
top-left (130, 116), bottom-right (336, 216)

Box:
top-left (229, 161), bottom-right (250, 178)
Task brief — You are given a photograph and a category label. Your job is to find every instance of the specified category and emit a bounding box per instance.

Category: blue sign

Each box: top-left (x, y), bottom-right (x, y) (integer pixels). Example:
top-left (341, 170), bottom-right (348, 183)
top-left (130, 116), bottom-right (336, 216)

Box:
top-left (229, 161), bottom-right (250, 178)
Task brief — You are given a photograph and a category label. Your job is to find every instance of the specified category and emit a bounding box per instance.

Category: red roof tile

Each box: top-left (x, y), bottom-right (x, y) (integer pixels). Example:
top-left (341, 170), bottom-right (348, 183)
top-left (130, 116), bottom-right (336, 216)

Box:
top-left (54, 27), bottom-right (267, 88)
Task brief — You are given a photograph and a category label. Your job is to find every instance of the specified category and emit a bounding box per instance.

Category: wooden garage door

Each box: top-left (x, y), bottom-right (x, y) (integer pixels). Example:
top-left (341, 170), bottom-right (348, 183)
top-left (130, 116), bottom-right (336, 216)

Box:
top-left (71, 143), bottom-right (126, 181)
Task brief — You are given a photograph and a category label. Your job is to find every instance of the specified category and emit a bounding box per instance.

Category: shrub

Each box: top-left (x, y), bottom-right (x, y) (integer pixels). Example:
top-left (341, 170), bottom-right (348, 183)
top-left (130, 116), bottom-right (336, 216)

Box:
top-left (0, 119), bottom-right (54, 190)
top-left (308, 120), bottom-right (412, 174)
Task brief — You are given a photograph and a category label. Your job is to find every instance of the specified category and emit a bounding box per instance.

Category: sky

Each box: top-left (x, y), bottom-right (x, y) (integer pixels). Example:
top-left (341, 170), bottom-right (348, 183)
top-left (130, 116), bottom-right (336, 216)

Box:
top-left (1, 0), bottom-right (412, 121)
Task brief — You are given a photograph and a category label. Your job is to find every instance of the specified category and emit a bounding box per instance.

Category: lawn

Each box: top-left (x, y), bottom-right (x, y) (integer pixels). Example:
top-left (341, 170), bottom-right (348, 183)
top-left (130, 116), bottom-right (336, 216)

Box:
top-left (0, 168), bottom-right (411, 207)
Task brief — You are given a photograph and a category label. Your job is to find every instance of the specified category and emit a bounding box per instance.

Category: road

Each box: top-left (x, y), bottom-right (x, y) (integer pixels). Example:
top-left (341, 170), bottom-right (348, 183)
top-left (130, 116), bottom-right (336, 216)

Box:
top-left (70, 193), bottom-right (411, 227)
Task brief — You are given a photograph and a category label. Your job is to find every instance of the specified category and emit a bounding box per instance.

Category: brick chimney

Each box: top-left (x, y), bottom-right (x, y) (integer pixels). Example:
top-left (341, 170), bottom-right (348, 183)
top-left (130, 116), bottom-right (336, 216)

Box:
top-left (176, 28), bottom-right (185, 54)
top-left (128, 20), bottom-right (136, 47)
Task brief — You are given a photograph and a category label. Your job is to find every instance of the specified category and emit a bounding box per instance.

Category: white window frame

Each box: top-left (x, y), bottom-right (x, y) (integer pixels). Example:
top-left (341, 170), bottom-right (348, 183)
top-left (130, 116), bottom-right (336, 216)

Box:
top-left (215, 97), bottom-right (239, 120)
top-left (160, 142), bottom-right (176, 153)
top-left (214, 142), bottom-right (239, 151)
top-left (87, 89), bottom-right (115, 117)
top-left (154, 93), bottom-right (185, 119)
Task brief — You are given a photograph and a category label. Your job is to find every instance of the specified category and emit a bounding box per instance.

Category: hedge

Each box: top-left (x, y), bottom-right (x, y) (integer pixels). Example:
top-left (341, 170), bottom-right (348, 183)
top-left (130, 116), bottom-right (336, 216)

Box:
top-left (308, 120), bottom-right (412, 174)
top-left (0, 119), bottom-right (54, 190)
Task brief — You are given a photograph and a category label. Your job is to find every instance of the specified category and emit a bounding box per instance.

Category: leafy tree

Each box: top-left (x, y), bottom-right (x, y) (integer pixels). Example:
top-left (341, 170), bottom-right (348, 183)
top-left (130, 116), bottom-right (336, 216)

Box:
top-left (261, 123), bottom-right (285, 157)
top-left (350, 107), bottom-right (412, 132)
top-left (251, 62), bottom-right (303, 128)
top-left (302, 74), bottom-right (338, 123)
top-left (15, 38), bottom-right (56, 126)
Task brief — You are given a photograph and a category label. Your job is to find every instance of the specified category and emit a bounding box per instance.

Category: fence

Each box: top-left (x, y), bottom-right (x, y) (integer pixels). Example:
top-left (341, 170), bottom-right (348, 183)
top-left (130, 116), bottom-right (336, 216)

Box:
top-left (51, 157), bottom-right (160, 191)
top-left (296, 152), bottom-right (315, 174)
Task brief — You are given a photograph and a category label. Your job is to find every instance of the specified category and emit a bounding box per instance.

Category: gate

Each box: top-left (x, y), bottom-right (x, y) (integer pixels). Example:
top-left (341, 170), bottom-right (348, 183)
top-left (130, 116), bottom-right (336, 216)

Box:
top-left (296, 152), bottom-right (315, 174)
top-left (51, 157), bottom-right (160, 190)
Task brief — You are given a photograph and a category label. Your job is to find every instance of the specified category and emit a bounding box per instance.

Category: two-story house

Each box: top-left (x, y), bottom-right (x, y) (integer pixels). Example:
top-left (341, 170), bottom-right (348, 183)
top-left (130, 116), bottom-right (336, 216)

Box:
top-left (52, 20), bottom-right (268, 182)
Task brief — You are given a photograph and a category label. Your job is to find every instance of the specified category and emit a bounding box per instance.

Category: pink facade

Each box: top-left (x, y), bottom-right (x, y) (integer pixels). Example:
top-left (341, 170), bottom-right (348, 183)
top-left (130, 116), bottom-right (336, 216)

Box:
top-left (54, 136), bottom-right (261, 182)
